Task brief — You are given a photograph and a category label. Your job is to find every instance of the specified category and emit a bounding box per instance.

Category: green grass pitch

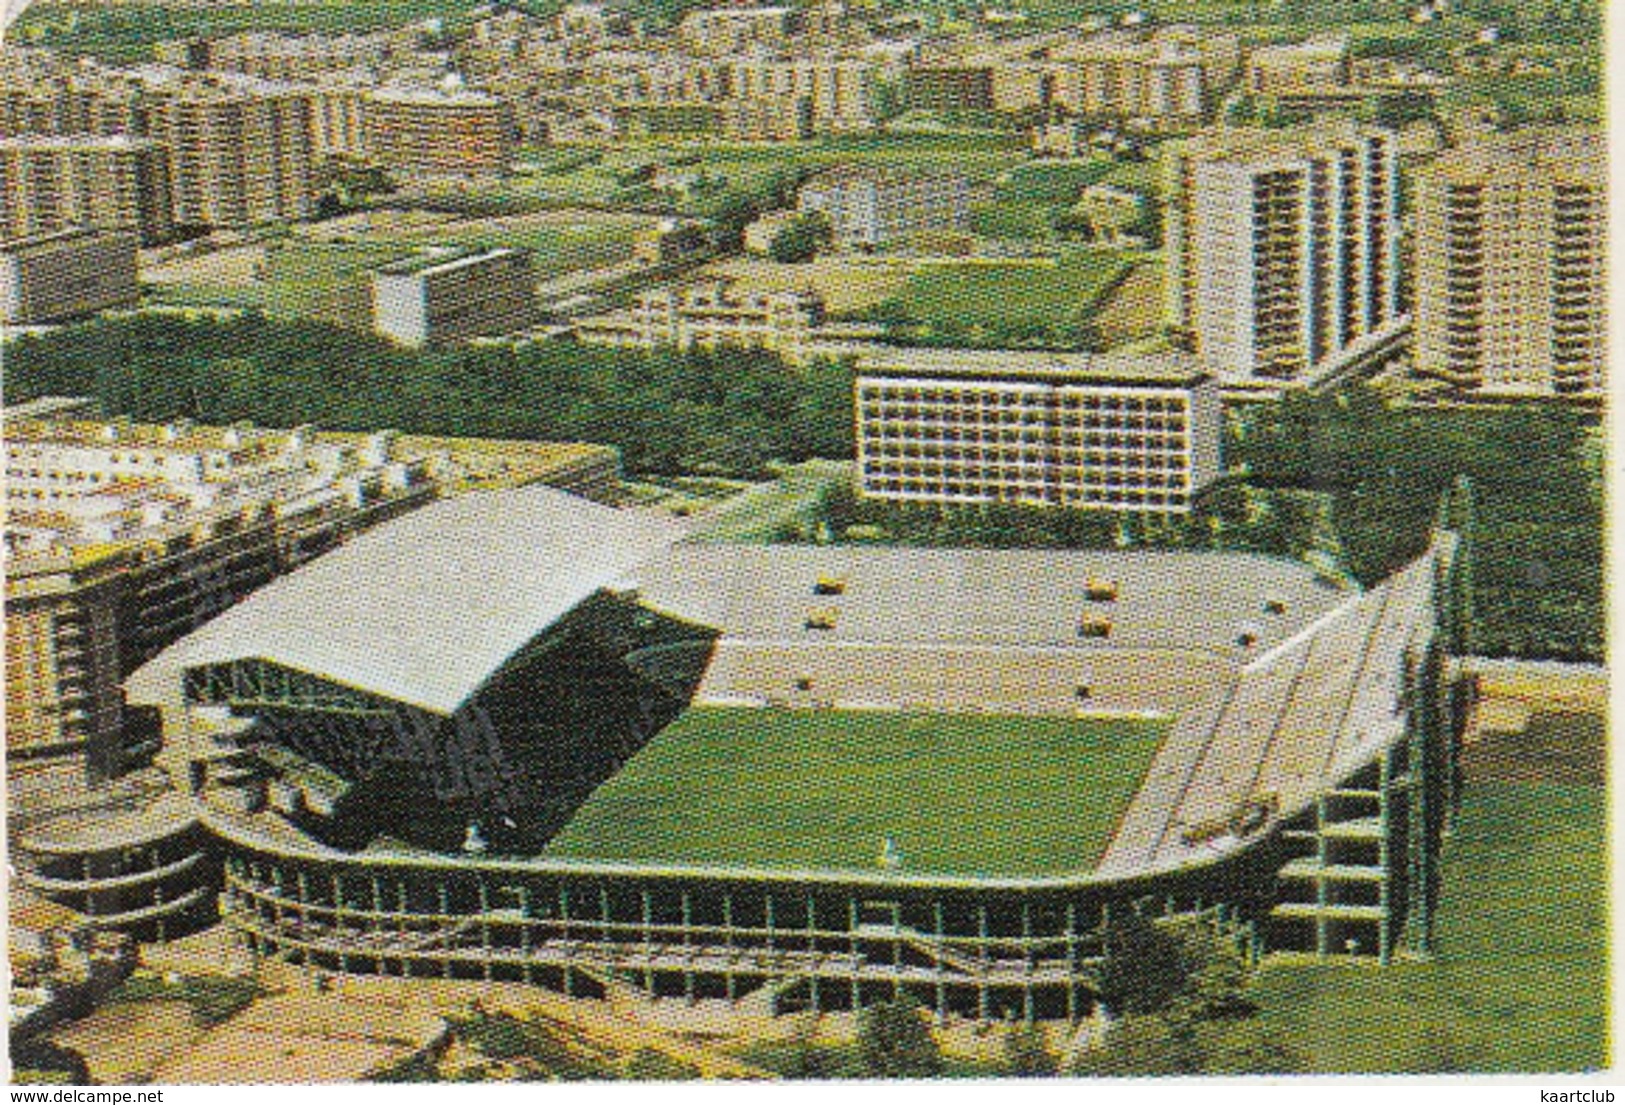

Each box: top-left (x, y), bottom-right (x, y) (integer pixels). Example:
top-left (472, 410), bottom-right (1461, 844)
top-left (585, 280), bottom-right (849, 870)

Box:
top-left (543, 706), bottom-right (1167, 877)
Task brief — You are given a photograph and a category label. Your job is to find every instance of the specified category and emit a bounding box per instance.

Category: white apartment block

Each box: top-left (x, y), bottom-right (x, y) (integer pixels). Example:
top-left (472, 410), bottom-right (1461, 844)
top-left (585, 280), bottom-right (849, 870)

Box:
top-left (797, 165), bottom-right (976, 250)
top-left (1165, 123), bottom-right (1402, 382)
top-left (855, 349), bottom-right (1221, 514)
top-left (372, 248), bottom-right (536, 347)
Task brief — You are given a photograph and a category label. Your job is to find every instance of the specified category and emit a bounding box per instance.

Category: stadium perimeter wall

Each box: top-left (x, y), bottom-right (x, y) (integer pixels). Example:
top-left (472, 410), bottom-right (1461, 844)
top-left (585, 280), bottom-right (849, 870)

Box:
top-left (19, 508), bottom-right (1470, 1022)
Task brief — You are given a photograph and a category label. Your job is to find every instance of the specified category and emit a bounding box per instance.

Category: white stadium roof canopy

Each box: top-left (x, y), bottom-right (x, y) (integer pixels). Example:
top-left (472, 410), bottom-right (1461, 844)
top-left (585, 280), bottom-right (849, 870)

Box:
top-left (125, 486), bottom-right (685, 716)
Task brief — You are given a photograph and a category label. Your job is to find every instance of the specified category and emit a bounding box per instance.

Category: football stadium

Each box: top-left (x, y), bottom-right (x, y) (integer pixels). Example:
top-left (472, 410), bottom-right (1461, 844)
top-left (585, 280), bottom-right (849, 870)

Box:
top-left (85, 484), bottom-right (1472, 1021)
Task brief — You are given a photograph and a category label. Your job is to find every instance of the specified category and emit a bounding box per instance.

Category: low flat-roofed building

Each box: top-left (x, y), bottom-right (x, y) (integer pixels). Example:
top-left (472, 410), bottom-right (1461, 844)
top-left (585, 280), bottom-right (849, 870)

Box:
top-left (1075, 183), bottom-right (1147, 245)
top-left (854, 348), bottom-right (1221, 514)
top-left (1246, 34), bottom-right (1352, 94)
top-left (0, 229), bottom-right (141, 325)
top-left (577, 280), bottom-right (824, 355)
top-left (372, 248), bottom-right (536, 347)
top-left (631, 218), bottom-right (714, 266)
top-left (677, 5), bottom-right (801, 55)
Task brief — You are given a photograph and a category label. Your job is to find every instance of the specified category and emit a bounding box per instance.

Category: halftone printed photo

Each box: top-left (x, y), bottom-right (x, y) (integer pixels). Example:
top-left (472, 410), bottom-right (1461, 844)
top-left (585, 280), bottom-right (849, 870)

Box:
top-left (1, 0), bottom-right (1608, 1091)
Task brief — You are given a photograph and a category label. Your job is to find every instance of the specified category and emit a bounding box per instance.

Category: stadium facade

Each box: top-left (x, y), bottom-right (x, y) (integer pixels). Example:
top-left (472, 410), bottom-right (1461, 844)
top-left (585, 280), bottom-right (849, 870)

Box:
top-left (17, 483), bottom-right (1473, 1022)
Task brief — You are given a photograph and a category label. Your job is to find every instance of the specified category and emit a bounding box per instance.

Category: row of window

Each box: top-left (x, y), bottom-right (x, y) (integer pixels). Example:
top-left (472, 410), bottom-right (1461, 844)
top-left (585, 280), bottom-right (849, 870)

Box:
top-left (863, 430), bottom-right (1191, 448)
top-left (859, 390), bottom-right (1190, 412)
top-left (864, 479), bottom-right (1191, 507)
top-left (862, 409), bottom-right (1190, 430)
top-left (865, 449), bottom-right (1190, 469)
top-left (864, 463), bottom-right (1191, 487)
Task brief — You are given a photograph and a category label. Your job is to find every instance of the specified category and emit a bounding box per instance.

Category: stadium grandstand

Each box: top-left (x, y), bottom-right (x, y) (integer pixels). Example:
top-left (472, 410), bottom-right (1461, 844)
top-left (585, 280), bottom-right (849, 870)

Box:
top-left (14, 481), bottom-right (1473, 1023)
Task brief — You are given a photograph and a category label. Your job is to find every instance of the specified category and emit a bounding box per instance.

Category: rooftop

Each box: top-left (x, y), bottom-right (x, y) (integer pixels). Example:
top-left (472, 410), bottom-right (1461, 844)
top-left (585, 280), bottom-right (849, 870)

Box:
top-left (366, 84), bottom-right (508, 107)
top-left (125, 486), bottom-right (684, 716)
top-left (316, 431), bottom-right (615, 492)
top-left (1172, 119), bottom-right (1389, 166)
top-left (1421, 127), bottom-right (1605, 183)
top-left (1251, 33), bottom-right (1350, 60)
top-left (19, 791), bottom-right (196, 856)
top-left (373, 247), bottom-right (527, 278)
top-left (1, 228), bottom-right (140, 256)
top-left (853, 346), bottom-right (1211, 386)
top-left (636, 544), bottom-right (1347, 657)
top-left (0, 134), bottom-right (160, 151)
top-left (5, 415), bottom-right (280, 456)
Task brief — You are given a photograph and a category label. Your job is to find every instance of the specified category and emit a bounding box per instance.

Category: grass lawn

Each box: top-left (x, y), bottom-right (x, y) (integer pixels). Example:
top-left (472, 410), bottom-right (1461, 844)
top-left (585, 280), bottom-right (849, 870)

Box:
top-left (543, 706), bottom-right (1167, 877)
top-left (1244, 775), bottom-right (1608, 1072)
top-left (879, 249), bottom-right (1136, 330)
top-left (704, 256), bottom-right (914, 314)
top-left (352, 222), bottom-right (639, 278)
top-left (993, 159), bottom-right (1115, 204)
top-left (145, 242), bottom-right (411, 317)
top-left (259, 242), bottom-right (413, 315)
top-left (1096, 258), bottom-right (1166, 348)
top-left (1097, 159), bottom-right (1164, 196)
top-left (692, 459), bottom-right (852, 543)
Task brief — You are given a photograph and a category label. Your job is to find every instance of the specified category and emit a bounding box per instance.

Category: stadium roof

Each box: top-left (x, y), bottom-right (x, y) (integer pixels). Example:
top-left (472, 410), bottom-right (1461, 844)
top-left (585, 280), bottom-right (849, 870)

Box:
top-left (1097, 535), bottom-right (1453, 878)
top-left (125, 487), bottom-right (684, 716)
top-left (635, 544), bottom-right (1348, 656)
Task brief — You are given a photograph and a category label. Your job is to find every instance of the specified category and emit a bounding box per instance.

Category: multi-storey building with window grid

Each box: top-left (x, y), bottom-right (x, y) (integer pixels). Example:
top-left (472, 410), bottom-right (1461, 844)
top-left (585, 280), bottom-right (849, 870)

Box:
top-left (1164, 122), bottom-right (1402, 382)
top-left (1413, 129), bottom-right (1606, 401)
top-left (139, 71), bottom-right (318, 229)
top-left (854, 349), bottom-right (1221, 514)
top-left (0, 135), bottom-right (175, 245)
top-left (576, 281), bottom-right (823, 355)
top-left (361, 85), bottom-right (517, 179)
top-left (0, 55), bottom-right (149, 140)
top-left (371, 248), bottom-right (537, 347)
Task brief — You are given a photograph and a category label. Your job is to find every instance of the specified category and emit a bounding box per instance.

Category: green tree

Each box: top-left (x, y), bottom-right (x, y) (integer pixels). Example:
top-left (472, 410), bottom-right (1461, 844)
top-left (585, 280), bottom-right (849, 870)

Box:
top-left (1074, 1015), bottom-right (1204, 1076)
top-left (1003, 1022), bottom-right (1058, 1076)
top-left (865, 74), bottom-right (910, 126)
top-left (1174, 927), bottom-right (1254, 1020)
top-left (623, 1049), bottom-right (701, 1080)
top-left (769, 212), bottom-right (834, 263)
top-left (1094, 912), bottom-right (1190, 1016)
top-left (705, 190), bottom-right (760, 251)
top-left (856, 998), bottom-right (943, 1078)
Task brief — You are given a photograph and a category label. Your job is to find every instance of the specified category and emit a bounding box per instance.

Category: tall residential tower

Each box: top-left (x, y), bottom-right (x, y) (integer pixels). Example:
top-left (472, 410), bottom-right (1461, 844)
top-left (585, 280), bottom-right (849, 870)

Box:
top-left (1413, 129), bottom-right (1606, 400)
top-left (1164, 122), bottom-right (1402, 382)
